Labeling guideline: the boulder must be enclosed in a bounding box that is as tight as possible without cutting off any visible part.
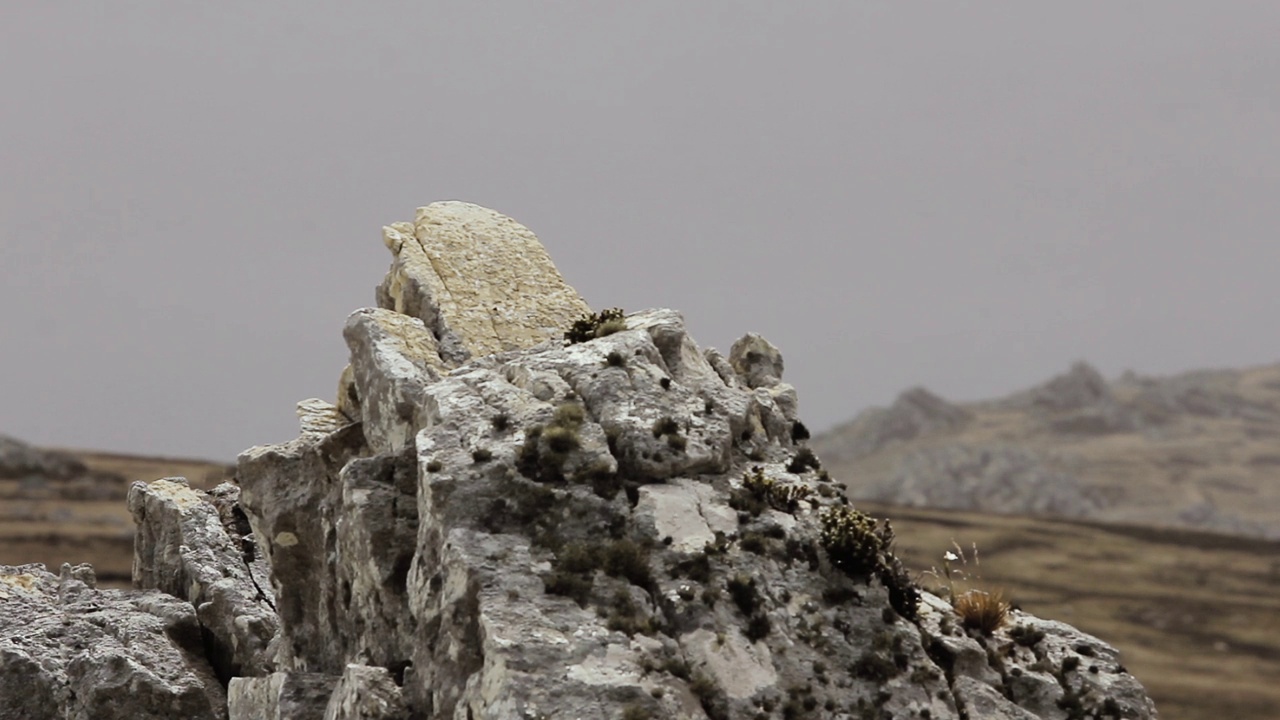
[129,477,279,680]
[374,201,592,367]
[0,563,226,720]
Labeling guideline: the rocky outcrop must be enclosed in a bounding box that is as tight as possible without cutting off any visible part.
[0,435,88,480]
[0,202,1158,719]
[815,359,1280,539]
[129,477,279,680]
[0,563,226,720]
[0,434,127,501]
[1004,362,1138,435]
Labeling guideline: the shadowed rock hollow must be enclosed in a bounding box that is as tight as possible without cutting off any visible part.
[0,202,1158,719]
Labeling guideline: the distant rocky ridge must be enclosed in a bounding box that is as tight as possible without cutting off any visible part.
[0,202,1157,719]
[0,434,128,502]
[814,360,1280,538]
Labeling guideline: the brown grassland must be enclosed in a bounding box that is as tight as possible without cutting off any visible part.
[0,451,231,585]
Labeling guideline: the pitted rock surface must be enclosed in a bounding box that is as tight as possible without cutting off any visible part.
[0,563,226,720]
[375,201,591,366]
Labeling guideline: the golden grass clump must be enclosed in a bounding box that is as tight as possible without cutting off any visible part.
[953,589,1011,635]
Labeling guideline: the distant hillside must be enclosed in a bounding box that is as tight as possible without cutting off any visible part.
[813,361,1280,539]
[0,435,232,583]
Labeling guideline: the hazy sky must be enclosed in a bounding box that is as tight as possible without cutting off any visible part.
[4,3,1280,461]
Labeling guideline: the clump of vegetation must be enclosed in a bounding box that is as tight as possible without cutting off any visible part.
[517,403,589,483]
[727,574,762,616]
[734,466,812,516]
[606,588,657,636]
[819,506,920,619]
[659,377,672,390]
[606,350,626,367]
[425,459,443,473]
[790,420,810,442]
[565,307,627,344]
[542,540,599,606]
[651,416,680,438]
[670,551,712,583]
[543,570,593,607]
[740,532,768,555]
[786,447,821,474]
[544,426,579,454]
[602,539,655,589]
[662,656,691,680]
[746,612,772,642]
[690,672,729,720]
[953,589,1011,635]
[490,413,511,432]
[1010,624,1046,648]
[621,704,653,720]
[922,542,1011,634]
[471,447,493,463]
[650,415,688,453]
[852,630,909,683]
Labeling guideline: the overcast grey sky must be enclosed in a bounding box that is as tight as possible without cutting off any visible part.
[3,3,1279,461]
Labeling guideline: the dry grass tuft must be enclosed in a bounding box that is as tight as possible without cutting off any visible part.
[954,589,1011,635]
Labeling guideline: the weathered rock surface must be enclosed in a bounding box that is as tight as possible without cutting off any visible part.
[0,563,226,720]
[375,201,591,366]
[129,477,279,680]
[0,202,1158,719]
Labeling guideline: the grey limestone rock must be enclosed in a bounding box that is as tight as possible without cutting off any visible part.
[323,665,408,720]
[228,672,337,720]
[0,563,226,720]
[129,477,279,680]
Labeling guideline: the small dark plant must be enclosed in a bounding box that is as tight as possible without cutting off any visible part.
[544,426,579,454]
[606,350,626,367]
[603,539,654,589]
[746,612,772,642]
[727,574,761,616]
[471,448,493,463]
[791,420,810,442]
[651,416,681,438]
[786,447,821,474]
[565,307,627,344]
